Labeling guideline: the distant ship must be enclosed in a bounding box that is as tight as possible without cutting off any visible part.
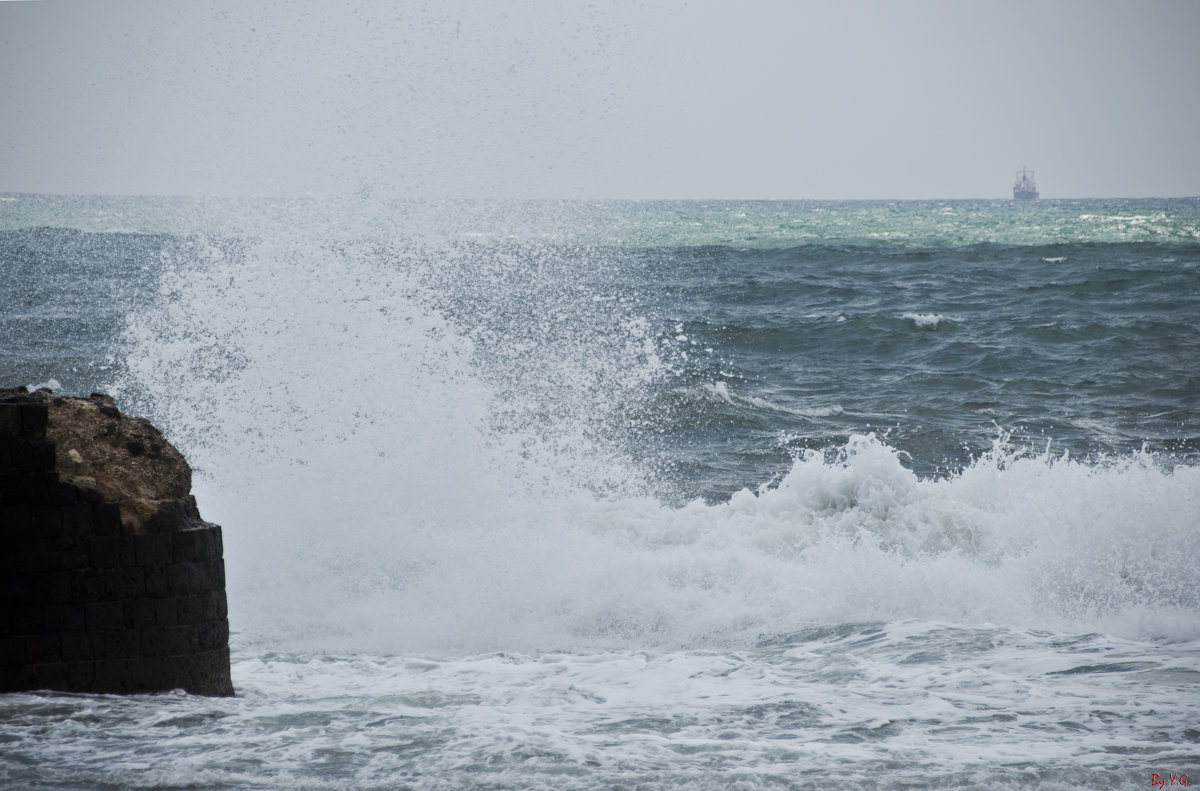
[1013,167,1039,200]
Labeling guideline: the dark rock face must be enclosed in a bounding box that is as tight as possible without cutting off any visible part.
[0,387,233,696]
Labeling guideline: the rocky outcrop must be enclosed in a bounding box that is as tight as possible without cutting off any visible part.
[0,387,232,696]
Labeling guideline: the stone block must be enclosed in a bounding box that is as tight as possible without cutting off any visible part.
[0,664,38,690]
[24,633,62,664]
[111,627,144,657]
[0,473,28,505]
[69,478,103,503]
[0,635,26,666]
[20,403,49,438]
[182,561,210,593]
[176,594,206,626]
[168,562,208,594]
[190,646,234,696]
[142,498,201,534]
[134,533,173,567]
[53,504,90,537]
[91,658,129,693]
[29,662,70,691]
[51,478,78,504]
[142,565,171,597]
[84,600,125,632]
[46,535,90,571]
[72,568,107,602]
[157,624,197,656]
[154,597,177,625]
[43,571,74,604]
[200,556,225,595]
[200,618,230,651]
[18,540,52,573]
[1,472,61,505]
[91,502,123,534]
[202,589,228,621]
[104,566,145,599]
[60,631,104,662]
[0,405,23,438]
[172,528,214,563]
[0,538,16,575]
[2,571,41,605]
[44,603,86,633]
[0,504,35,536]
[198,559,222,591]
[123,597,159,627]
[166,563,188,594]
[12,438,57,473]
[91,534,138,569]
[146,629,170,658]
[7,603,45,635]
[0,401,49,440]
[125,657,166,692]
[34,505,65,532]
[67,660,96,688]
[138,628,164,658]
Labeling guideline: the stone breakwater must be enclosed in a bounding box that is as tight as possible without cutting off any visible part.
[0,387,232,696]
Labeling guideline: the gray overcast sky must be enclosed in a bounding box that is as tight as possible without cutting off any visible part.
[2,0,1198,199]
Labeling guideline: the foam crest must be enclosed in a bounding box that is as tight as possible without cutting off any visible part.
[711,437,1200,640]
[700,381,842,417]
[901,311,955,328]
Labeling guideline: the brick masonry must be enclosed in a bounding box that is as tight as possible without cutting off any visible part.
[0,390,233,696]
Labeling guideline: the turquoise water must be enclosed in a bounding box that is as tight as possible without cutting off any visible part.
[3,194,1198,246]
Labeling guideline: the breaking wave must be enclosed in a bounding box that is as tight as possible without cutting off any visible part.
[116,224,1200,655]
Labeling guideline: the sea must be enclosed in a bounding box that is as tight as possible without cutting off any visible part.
[1,194,1198,790]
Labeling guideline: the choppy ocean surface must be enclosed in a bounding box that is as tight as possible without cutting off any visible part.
[2,195,1198,789]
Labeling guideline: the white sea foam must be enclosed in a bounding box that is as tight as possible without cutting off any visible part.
[702,381,843,418]
[702,380,736,405]
[117,223,1200,657]
[744,395,844,418]
[10,626,1194,790]
[25,377,63,392]
[901,312,955,329]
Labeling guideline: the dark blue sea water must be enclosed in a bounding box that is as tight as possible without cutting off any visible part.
[2,195,1198,789]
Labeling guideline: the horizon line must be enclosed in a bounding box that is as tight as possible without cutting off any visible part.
[3,190,1199,203]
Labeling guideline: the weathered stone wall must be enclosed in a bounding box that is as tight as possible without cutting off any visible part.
[0,388,232,696]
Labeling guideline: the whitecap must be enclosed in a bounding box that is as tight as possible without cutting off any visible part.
[901,312,954,329]
[744,395,844,418]
[26,377,63,392]
[701,381,737,405]
[703,382,843,418]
